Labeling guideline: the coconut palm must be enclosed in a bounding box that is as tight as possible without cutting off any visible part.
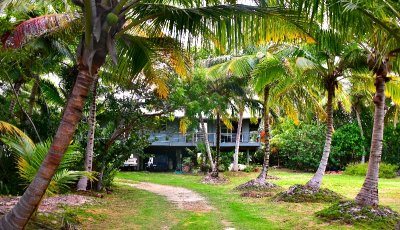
[292,39,368,191]
[344,1,400,207]
[206,54,260,172]
[210,47,322,186]
[286,0,400,206]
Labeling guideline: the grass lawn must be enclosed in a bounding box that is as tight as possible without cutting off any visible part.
[74,169,400,230]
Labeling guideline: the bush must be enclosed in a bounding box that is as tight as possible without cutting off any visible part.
[344,163,399,178]
[382,125,400,167]
[270,119,370,171]
[331,123,366,169]
[219,151,234,171]
[270,120,325,171]
[243,165,256,173]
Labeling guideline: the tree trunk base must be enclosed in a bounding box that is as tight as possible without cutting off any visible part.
[234,179,279,191]
[274,184,342,203]
[201,174,228,185]
[317,201,399,227]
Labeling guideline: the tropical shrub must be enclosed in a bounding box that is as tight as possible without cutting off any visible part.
[270,122,325,171]
[220,151,234,171]
[382,124,400,167]
[271,120,370,171]
[1,135,94,194]
[0,144,22,195]
[344,163,398,179]
[331,123,366,169]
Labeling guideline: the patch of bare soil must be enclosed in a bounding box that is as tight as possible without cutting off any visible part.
[234,179,279,191]
[0,194,94,215]
[201,175,229,184]
[119,182,213,212]
[240,191,274,198]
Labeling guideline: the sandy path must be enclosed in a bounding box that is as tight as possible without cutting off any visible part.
[118,182,213,212]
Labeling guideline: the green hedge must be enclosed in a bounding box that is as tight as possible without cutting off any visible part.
[344,163,399,178]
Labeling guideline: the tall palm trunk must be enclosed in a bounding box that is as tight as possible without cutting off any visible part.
[199,114,216,172]
[355,107,366,163]
[77,76,98,191]
[0,67,96,229]
[256,86,270,183]
[306,82,334,190]
[355,69,387,206]
[211,112,221,177]
[232,109,244,172]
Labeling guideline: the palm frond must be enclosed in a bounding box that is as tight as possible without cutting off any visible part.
[0,121,33,144]
[252,53,286,93]
[1,135,87,195]
[3,13,80,49]
[39,79,65,106]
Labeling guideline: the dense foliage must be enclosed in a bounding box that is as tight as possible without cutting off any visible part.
[344,163,399,179]
[270,120,325,171]
[270,120,371,171]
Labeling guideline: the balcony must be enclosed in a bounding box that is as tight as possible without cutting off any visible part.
[148,131,261,147]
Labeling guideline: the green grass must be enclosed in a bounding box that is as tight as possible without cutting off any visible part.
[73,185,223,230]
[73,169,400,230]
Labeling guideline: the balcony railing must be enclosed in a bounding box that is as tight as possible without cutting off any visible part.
[149,131,260,145]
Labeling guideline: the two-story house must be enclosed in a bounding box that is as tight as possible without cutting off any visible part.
[124,116,261,171]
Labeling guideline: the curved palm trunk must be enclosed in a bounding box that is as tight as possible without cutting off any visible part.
[211,112,221,177]
[306,83,334,190]
[77,77,98,191]
[0,67,96,229]
[355,108,366,163]
[232,109,244,172]
[199,114,216,172]
[256,86,270,183]
[355,73,386,206]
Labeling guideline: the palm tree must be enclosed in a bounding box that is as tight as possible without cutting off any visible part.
[219,48,320,187]
[293,40,367,191]
[206,54,259,172]
[76,76,98,191]
[324,0,400,206]
[250,51,301,186]
[286,0,400,206]
[206,74,247,177]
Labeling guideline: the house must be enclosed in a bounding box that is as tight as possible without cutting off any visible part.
[124,116,262,171]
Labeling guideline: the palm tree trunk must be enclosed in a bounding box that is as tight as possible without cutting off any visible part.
[355,108,366,164]
[0,67,96,229]
[306,83,334,190]
[199,114,216,172]
[28,75,40,117]
[96,163,105,191]
[256,86,270,183]
[355,74,386,206]
[77,76,98,191]
[232,109,244,172]
[211,112,221,177]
